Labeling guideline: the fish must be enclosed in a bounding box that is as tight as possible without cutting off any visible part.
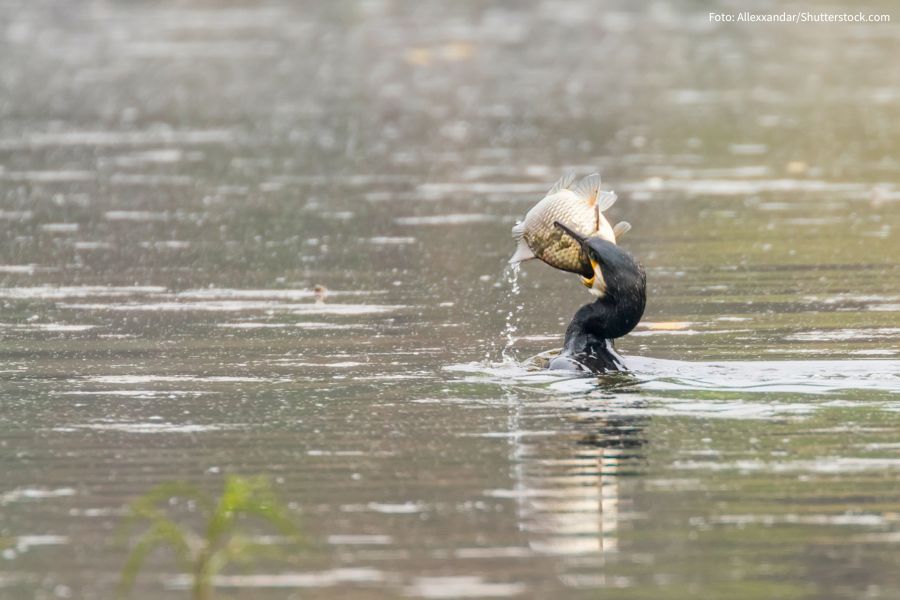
[510,172,630,277]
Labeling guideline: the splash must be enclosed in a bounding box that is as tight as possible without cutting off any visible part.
[446,357,900,396]
[500,263,522,362]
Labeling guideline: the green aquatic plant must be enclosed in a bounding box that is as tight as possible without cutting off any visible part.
[118,475,301,600]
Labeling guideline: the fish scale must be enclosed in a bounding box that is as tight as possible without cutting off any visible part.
[522,196,597,276]
[510,173,627,277]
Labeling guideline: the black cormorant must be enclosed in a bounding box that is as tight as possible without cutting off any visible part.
[548,221,646,374]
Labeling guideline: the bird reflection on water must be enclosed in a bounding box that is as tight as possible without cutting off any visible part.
[506,396,649,557]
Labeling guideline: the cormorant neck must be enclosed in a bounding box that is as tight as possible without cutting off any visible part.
[554,258,646,370]
[548,237,647,374]
[575,288,645,341]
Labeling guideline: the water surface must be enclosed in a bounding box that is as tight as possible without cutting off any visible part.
[1,1,899,598]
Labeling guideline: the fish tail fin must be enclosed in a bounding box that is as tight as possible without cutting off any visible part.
[571,173,602,204]
[595,190,617,212]
[612,221,632,240]
[509,239,536,264]
[547,171,577,195]
[511,220,526,240]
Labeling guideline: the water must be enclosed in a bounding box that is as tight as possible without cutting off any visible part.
[501,264,522,362]
[1,0,900,598]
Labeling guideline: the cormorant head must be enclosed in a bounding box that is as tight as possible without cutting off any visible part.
[553,221,646,301]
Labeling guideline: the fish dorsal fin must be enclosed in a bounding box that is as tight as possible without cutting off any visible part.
[570,173,602,205]
[595,190,617,212]
[547,172,577,195]
[613,221,631,239]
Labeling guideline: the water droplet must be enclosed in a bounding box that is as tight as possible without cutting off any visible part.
[501,263,521,363]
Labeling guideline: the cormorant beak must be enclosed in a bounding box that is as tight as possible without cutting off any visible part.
[553,221,606,296]
[553,221,588,248]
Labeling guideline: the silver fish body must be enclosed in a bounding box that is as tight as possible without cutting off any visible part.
[510,173,625,277]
